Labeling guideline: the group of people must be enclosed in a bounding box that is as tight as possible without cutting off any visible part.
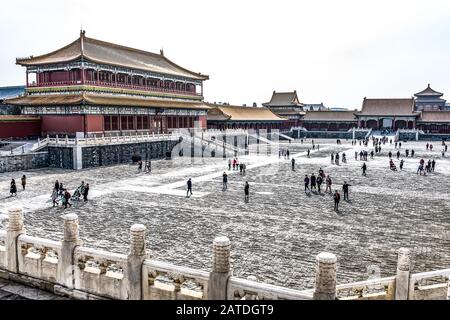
[228,158,246,175]
[301,168,350,211]
[137,160,152,173]
[355,150,370,161]
[417,158,436,175]
[51,180,89,209]
[330,152,345,165]
[9,175,26,196]
[279,148,290,159]
[303,168,332,194]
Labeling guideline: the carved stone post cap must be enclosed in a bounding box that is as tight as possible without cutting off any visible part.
[8,208,22,213]
[63,213,78,221]
[130,224,146,232]
[397,247,411,271]
[7,207,24,231]
[316,252,337,264]
[213,236,230,246]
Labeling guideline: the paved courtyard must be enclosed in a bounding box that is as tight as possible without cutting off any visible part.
[1,138,449,289]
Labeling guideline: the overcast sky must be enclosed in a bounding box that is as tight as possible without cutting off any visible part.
[1,0,450,109]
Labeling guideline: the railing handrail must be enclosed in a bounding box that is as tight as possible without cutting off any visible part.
[75,246,128,263]
[143,259,210,282]
[18,234,62,250]
[227,276,313,300]
[410,268,450,281]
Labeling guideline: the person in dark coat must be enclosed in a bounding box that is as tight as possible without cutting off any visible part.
[310,173,317,191]
[244,181,249,203]
[10,179,17,196]
[83,183,89,201]
[342,181,351,201]
[304,175,310,193]
[222,172,228,191]
[317,175,323,193]
[63,190,72,209]
[291,158,295,170]
[186,178,193,197]
[325,175,332,193]
[21,175,26,191]
[55,180,60,192]
[333,190,341,211]
[362,162,367,176]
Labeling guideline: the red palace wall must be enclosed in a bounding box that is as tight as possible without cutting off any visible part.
[85,115,104,132]
[196,115,207,129]
[0,119,41,139]
[41,115,85,135]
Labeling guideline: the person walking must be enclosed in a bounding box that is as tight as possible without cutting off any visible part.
[222,172,228,191]
[244,181,249,203]
[186,178,193,197]
[63,189,72,209]
[51,188,59,207]
[228,159,231,170]
[333,190,341,211]
[21,175,26,191]
[83,183,89,201]
[362,162,367,176]
[310,173,317,191]
[400,159,404,170]
[431,159,436,172]
[317,175,323,193]
[307,149,310,158]
[54,180,60,192]
[325,175,332,193]
[342,181,351,200]
[10,179,17,197]
[304,175,310,193]
[396,150,400,160]
[291,158,295,170]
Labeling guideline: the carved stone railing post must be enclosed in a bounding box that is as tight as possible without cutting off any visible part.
[127,224,147,300]
[395,248,411,300]
[313,252,337,300]
[5,208,25,273]
[208,236,232,300]
[58,213,82,288]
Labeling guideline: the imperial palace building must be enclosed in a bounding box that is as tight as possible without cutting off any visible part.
[5,31,209,137]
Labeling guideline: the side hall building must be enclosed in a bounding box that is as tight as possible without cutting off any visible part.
[5,30,209,136]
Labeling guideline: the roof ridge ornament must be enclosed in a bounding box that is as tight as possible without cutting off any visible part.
[160,48,164,56]
[80,29,85,55]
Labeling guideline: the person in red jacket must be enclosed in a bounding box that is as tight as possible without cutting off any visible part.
[333,190,341,211]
